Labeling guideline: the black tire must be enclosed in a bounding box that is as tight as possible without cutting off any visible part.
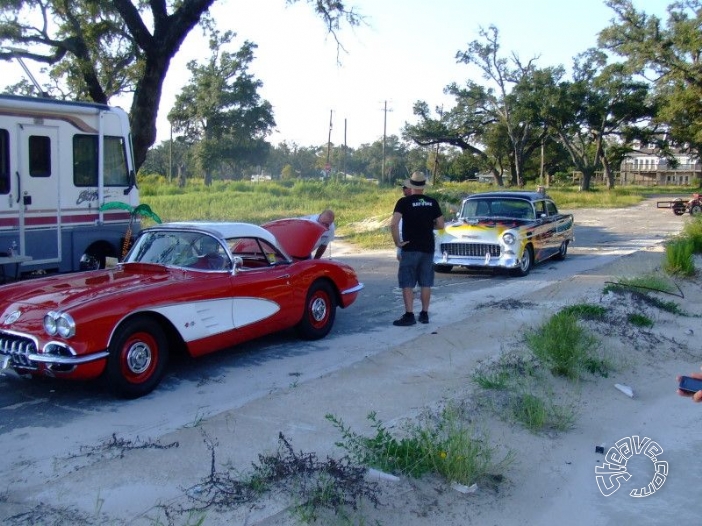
[79,243,117,271]
[512,245,533,277]
[673,199,686,216]
[296,280,337,340]
[690,204,702,216]
[554,240,568,261]
[106,317,169,398]
[434,264,454,273]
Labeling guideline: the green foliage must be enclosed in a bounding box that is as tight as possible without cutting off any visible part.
[603,274,680,295]
[472,369,511,390]
[560,303,608,321]
[603,282,685,316]
[326,410,507,486]
[525,311,599,379]
[627,312,654,328]
[681,217,702,253]
[664,237,695,276]
[511,392,576,432]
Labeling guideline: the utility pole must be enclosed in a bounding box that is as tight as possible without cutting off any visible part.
[381,100,392,185]
[343,118,347,181]
[326,110,333,177]
[168,120,173,183]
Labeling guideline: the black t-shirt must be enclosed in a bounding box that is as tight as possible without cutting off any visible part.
[394,194,443,253]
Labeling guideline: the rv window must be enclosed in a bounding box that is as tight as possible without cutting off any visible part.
[0,129,8,194]
[73,135,129,187]
[28,135,51,177]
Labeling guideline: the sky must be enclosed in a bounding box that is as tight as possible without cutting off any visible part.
[3,0,673,149]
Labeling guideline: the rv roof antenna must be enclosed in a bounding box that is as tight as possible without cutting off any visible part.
[4,46,49,98]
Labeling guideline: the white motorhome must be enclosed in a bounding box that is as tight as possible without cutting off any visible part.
[0,94,139,275]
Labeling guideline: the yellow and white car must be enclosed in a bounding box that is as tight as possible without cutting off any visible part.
[434,191,574,277]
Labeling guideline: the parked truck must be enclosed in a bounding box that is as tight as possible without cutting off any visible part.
[0,94,139,276]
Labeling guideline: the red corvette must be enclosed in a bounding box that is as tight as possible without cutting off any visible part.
[0,220,363,398]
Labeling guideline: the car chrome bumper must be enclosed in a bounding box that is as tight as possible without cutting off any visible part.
[434,253,520,269]
[341,283,364,295]
[0,330,109,370]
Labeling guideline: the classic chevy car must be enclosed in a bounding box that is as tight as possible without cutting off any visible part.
[434,191,574,276]
[0,219,362,398]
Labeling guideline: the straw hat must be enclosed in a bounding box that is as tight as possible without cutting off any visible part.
[408,171,427,189]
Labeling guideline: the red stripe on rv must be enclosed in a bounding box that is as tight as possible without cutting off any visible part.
[0,211,131,228]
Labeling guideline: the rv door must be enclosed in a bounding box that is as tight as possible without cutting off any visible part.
[18,125,60,264]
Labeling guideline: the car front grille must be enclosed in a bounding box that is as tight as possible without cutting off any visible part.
[441,242,501,258]
[0,331,39,369]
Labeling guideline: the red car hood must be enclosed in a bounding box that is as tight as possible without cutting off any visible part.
[262,219,326,259]
[0,263,174,313]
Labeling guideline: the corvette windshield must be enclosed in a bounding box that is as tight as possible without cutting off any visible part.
[126,231,230,269]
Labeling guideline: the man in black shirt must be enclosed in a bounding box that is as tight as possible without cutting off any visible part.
[390,171,444,326]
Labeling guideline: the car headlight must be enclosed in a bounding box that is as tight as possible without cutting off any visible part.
[44,311,76,338]
[502,232,516,245]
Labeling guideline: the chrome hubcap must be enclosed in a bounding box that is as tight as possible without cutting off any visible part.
[310,297,327,322]
[126,342,152,374]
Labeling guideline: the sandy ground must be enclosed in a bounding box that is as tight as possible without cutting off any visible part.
[2,247,702,525]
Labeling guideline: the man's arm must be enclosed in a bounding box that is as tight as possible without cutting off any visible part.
[313,244,328,259]
[391,211,406,247]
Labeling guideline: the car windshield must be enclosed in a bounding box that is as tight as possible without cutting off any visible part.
[126,230,231,270]
[460,198,535,220]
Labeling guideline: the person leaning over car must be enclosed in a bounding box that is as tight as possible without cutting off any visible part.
[390,171,444,326]
[303,209,336,258]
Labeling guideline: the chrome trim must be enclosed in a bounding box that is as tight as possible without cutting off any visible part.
[341,283,364,295]
[27,350,109,365]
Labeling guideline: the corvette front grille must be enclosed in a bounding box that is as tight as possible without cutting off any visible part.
[0,331,39,369]
[441,242,501,258]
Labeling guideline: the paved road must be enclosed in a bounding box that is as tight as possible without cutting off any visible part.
[0,197,689,473]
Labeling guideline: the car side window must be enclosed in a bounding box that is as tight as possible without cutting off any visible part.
[545,201,559,216]
[227,237,287,269]
[534,201,547,218]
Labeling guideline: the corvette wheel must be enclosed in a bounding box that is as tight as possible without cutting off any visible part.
[690,204,702,216]
[512,245,533,277]
[107,317,168,398]
[554,240,568,261]
[296,280,337,340]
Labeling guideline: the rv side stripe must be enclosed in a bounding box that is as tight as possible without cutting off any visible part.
[0,211,131,228]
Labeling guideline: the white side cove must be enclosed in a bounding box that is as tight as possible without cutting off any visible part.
[152,297,281,342]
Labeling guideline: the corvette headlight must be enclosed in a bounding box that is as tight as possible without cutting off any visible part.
[503,232,516,245]
[44,312,58,335]
[44,312,76,338]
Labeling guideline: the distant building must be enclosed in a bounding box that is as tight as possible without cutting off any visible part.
[619,143,701,186]
[250,174,272,182]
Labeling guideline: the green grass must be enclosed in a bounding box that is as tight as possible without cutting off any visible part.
[628,312,654,328]
[525,310,600,379]
[510,389,577,433]
[137,175,690,250]
[326,409,509,486]
[664,237,696,276]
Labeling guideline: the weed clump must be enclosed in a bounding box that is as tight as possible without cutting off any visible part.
[525,310,599,379]
[327,409,509,487]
